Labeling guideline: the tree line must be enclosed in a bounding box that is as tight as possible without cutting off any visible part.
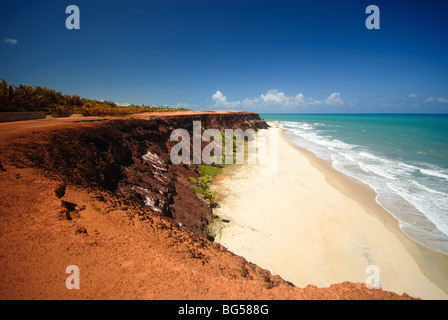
[0,79,189,116]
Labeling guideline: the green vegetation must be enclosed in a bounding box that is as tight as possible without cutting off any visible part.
[0,79,189,116]
[190,132,255,240]
[189,172,218,208]
[189,165,225,207]
[189,164,227,241]
[198,165,223,179]
[191,132,257,241]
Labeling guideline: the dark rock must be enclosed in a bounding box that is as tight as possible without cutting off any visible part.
[59,209,72,221]
[61,200,77,212]
[95,196,106,202]
[54,184,66,198]
[59,200,80,220]
[76,227,88,234]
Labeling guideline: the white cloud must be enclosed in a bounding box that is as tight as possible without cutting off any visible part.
[211,89,342,109]
[4,38,18,45]
[409,93,418,99]
[212,91,227,106]
[422,97,448,103]
[260,89,288,104]
[211,90,241,109]
[325,92,343,105]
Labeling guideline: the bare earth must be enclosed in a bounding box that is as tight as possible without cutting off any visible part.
[0,112,420,299]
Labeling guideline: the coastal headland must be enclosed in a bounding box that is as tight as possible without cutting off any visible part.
[0,111,420,299]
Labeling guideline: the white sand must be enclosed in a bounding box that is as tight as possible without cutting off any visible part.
[213,124,448,300]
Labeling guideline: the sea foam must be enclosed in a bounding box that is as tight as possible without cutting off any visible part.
[277,117,448,255]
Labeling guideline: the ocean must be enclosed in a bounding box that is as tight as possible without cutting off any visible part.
[260,114,448,256]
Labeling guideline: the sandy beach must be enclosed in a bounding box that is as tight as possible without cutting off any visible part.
[213,123,448,300]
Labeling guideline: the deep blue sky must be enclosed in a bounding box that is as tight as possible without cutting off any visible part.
[1,0,448,113]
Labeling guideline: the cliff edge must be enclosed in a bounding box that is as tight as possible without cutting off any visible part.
[0,111,416,299]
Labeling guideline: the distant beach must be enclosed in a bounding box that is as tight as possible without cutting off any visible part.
[262,114,448,256]
[213,122,448,300]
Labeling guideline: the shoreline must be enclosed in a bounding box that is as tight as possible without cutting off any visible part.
[280,124,448,296]
[213,122,448,299]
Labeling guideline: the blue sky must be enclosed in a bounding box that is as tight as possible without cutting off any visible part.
[1,0,448,113]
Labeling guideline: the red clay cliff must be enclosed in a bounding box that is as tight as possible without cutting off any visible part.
[0,111,416,299]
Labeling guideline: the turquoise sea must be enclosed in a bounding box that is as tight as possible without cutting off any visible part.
[260,114,448,256]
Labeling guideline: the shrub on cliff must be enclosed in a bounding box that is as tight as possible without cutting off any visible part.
[189,167,220,208]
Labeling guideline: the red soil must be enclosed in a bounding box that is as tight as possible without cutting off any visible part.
[0,112,416,300]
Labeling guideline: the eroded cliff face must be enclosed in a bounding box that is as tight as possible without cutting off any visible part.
[5,112,268,235]
[0,112,417,299]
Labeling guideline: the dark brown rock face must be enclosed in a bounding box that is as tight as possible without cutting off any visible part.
[54,184,66,198]
[6,112,268,235]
